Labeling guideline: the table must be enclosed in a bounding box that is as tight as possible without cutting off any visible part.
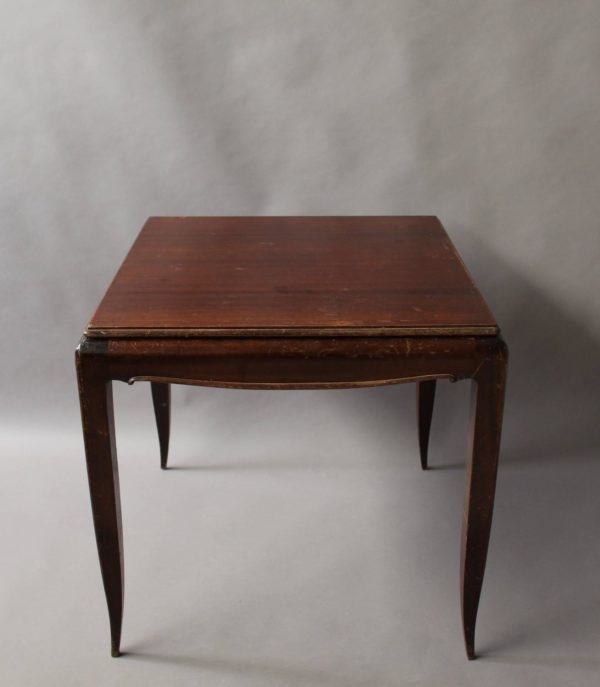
[76,216,507,659]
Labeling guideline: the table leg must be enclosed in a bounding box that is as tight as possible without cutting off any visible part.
[76,359,124,657]
[461,342,507,659]
[151,382,171,469]
[417,380,436,470]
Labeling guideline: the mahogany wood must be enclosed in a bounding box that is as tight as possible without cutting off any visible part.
[76,216,508,660]
[87,217,497,338]
[76,350,123,658]
[151,383,170,469]
[462,338,508,659]
[76,333,507,659]
[417,380,437,470]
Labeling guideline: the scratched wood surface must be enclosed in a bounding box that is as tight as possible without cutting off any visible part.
[87,216,497,338]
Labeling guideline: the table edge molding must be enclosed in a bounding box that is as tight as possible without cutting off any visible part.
[85,325,499,339]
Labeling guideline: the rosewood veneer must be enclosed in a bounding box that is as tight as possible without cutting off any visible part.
[76,216,507,659]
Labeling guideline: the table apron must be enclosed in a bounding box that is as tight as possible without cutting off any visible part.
[77,336,504,389]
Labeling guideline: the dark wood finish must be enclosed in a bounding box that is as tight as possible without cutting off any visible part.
[76,216,508,660]
[76,333,507,658]
[151,383,170,469]
[87,217,497,338]
[76,348,123,658]
[417,380,437,470]
[93,336,495,389]
[461,338,508,659]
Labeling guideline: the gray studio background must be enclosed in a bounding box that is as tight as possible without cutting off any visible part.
[1,2,599,686]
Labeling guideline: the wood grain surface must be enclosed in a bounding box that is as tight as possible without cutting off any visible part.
[87,216,497,337]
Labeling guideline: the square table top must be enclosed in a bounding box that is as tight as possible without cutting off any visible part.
[86,216,497,338]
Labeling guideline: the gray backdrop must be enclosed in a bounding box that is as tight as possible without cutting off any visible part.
[1,2,599,686]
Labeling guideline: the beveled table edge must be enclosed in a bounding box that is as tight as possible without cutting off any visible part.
[85,325,499,339]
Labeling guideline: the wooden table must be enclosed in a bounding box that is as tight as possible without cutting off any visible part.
[76,216,507,659]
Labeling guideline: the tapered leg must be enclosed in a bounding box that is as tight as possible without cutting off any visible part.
[151,383,171,469]
[417,380,436,470]
[76,356,124,657]
[461,341,507,659]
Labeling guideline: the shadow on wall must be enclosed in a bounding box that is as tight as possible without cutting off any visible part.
[463,234,600,465]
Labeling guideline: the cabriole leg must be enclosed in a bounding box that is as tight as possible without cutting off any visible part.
[461,340,508,659]
[76,353,124,657]
[417,380,436,469]
[151,382,171,469]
